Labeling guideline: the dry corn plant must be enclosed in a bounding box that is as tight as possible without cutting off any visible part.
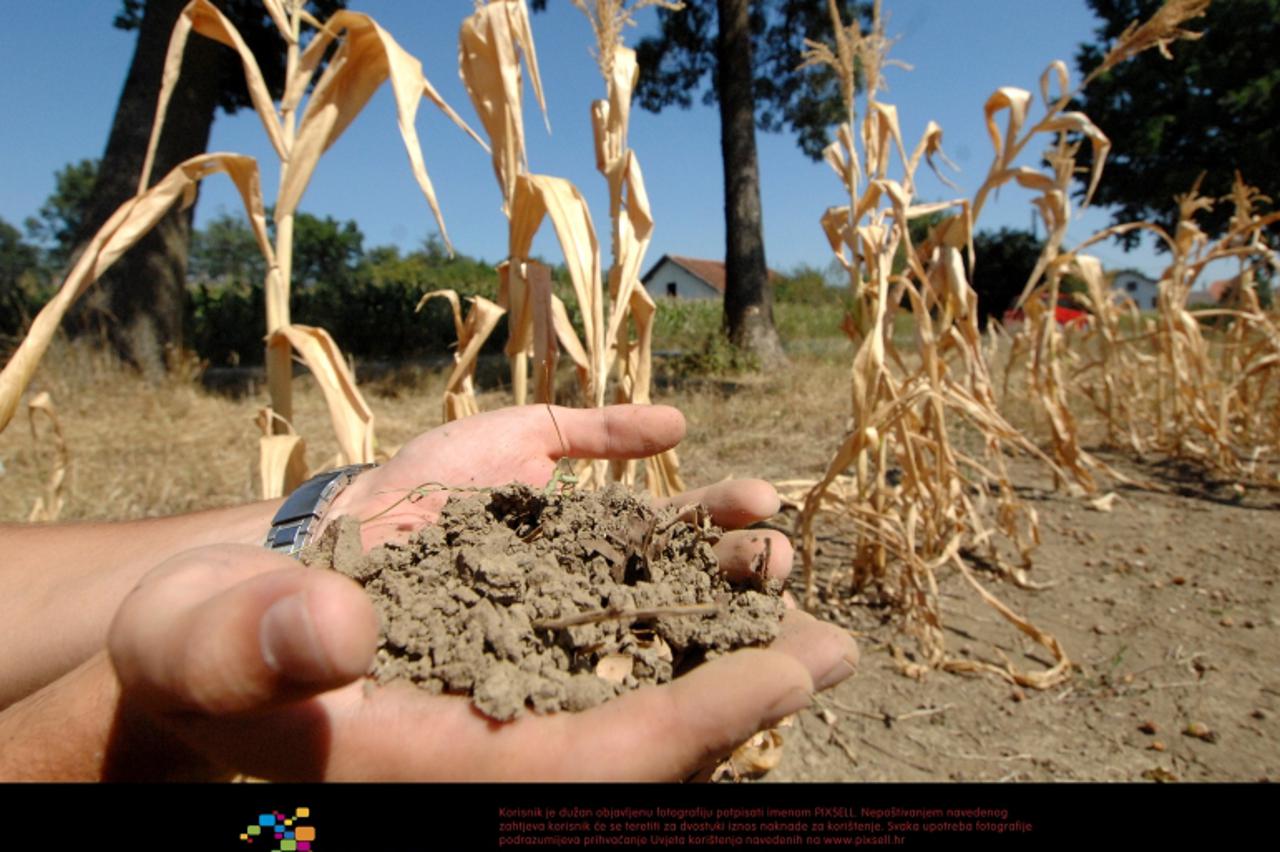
[1060,173,1280,483]
[143,0,484,497]
[978,0,1211,494]
[788,0,1070,689]
[440,0,684,497]
[24,392,68,523]
[0,153,276,443]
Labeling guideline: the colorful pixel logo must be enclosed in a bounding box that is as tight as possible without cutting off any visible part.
[239,808,316,852]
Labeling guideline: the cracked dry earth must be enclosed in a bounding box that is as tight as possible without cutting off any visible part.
[304,483,785,721]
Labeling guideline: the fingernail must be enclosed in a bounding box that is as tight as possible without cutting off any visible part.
[768,684,814,722]
[260,592,332,681]
[815,644,860,692]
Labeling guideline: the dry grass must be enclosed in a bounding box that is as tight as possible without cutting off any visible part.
[0,340,471,522]
[0,340,840,524]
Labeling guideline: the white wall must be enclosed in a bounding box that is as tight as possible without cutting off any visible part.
[642,260,721,300]
[1113,270,1158,309]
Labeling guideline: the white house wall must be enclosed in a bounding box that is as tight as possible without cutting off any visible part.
[642,261,721,300]
[1113,271,1159,309]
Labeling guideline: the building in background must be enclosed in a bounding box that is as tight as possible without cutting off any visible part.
[641,254,781,301]
[1111,269,1158,309]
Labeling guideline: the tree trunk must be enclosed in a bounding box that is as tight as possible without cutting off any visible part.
[69,0,233,375]
[715,0,787,368]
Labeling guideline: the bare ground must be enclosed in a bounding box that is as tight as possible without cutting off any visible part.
[771,453,1280,783]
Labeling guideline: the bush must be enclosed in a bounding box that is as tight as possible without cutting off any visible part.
[186,240,512,366]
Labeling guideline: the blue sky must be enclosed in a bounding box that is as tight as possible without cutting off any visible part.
[1,1,1178,278]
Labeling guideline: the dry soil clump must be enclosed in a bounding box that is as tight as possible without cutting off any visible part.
[305,483,785,721]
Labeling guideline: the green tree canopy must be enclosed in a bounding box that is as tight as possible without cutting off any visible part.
[291,213,365,289]
[1074,0,1280,247]
[188,212,266,285]
[969,228,1043,329]
[25,159,99,270]
[1,218,45,339]
[628,0,867,159]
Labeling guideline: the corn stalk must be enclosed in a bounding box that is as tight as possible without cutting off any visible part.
[793,0,1069,688]
[143,0,481,496]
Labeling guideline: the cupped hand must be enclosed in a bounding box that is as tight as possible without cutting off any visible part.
[107,543,855,780]
[105,405,857,779]
[328,405,687,549]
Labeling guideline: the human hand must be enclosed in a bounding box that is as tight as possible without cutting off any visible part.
[101,405,857,780]
[106,543,855,780]
[326,404,687,549]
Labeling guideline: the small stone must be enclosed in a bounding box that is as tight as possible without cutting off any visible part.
[1172,576,1187,586]
[1138,720,1158,735]
[1252,709,1267,721]
[1011,688,1025,702]
[1220,617,1234,628]
[1244,620,1256,629]
[1184,722,1217,743]
[1122,673,1135,685]
[1135,544,1149,555]
[1149,741,1166,752]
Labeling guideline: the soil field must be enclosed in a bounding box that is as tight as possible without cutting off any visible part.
[1,343,1276,782]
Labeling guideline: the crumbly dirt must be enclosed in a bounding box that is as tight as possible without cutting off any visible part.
[303,483,784,721]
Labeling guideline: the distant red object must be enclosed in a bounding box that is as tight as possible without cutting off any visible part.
[1000,305,1091,329]
[1054,306,1090,329]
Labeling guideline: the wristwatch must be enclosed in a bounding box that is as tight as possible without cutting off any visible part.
[263,463,376,557]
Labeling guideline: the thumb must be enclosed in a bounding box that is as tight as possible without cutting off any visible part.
[108,544,378,716]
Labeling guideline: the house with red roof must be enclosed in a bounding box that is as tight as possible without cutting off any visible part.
[641,254,780,301]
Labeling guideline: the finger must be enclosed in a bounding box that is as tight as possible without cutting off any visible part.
[108,545,378,717]
[714,529,794,584]
[543,405,686,460]
[771,610,859,691]
[157,613,857,782]
[530,610,856,780]
[659,479,781,529]
[335,648,817,781]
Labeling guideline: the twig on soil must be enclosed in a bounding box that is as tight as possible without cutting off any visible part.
[532,601,723,630]
[828,729,860,766]
[818,696,954,727]
[856,735,937,776]
[360,482,491,524]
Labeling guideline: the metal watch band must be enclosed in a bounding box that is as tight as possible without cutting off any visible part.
[264,463,376,557]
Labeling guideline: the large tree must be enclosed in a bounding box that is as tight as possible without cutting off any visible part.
[533,0,862,366]
[69,0,341,374]
[1073,0,1280,247]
